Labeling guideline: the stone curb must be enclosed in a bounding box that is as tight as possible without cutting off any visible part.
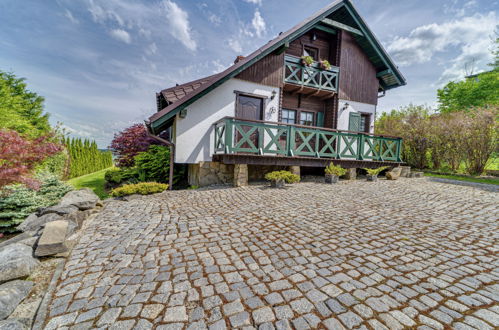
[31,258,65,330]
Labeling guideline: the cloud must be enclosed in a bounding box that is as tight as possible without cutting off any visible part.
[109,29,131,43]
[208,14,222,26]
[387,12,497,83]
[244,0,263,5]
[64,9,79,24]
[163,0,197,51]
[228,38,243,53]
[145,42,157,56]
[251,10,266,38]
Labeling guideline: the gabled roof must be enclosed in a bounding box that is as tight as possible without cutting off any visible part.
[148,0,406,133]
[158,74,221,105]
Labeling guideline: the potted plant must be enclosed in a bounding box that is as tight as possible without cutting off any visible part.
[324,163,346,184]
[363,166,389,182]
[301,55,314,67]
[265,170,300,188]
[319,59,332,70]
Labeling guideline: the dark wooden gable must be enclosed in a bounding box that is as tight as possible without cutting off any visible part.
[235,52,284,88]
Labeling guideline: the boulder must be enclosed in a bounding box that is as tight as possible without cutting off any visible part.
[59,188,99,211]
[0,233,32,250]
[0,280,34,320]
[0,244,39,283]
[16,213,63,233]
[34,220,75,257]
[38,205,78,217]
[410,171,424,178]
[386,167,402,180]
[400,166,411,177]
[0,319,29,330]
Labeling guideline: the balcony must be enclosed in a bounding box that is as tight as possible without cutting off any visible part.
[213,117,403,168]
[283,55,339,96]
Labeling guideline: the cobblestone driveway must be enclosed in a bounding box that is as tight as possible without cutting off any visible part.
[44,178,499,329]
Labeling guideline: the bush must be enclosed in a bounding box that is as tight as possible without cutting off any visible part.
[110,182,168,197]
[363,166,389,176]
[135,145,170,183]
[109,124,158,167]
[104,167,139,185]
[0,172,72,233]
[264,171,300,184]
[0,129,62,189]
[325,163,347,176]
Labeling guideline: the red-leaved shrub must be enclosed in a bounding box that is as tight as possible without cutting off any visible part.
[109,124,158,167]
[0,129,62,189]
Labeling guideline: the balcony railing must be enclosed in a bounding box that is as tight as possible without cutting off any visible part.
[284,55,339,92]
[214,117,402,162]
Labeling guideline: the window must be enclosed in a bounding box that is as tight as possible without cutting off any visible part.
[360,113,371,133]
[303,46,319,61]
[300,111,314,126]
[281,109,296,124]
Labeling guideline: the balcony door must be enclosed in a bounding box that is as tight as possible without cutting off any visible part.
[235,94,264,151]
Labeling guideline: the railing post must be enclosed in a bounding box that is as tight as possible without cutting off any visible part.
[225,118,233,154]
[336,132,341,159]
[358,134,364,160]
[315,129,320,158]
[397,138,403,162]
[288,125,295,157]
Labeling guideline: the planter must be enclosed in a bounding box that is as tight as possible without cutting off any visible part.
[325,174,339,184]
[270,179,285,188]
[366,175,378,182]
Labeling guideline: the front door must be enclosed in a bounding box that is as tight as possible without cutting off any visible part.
[235,95,264,151]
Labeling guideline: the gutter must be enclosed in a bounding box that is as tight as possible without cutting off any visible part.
[145,121,175,190]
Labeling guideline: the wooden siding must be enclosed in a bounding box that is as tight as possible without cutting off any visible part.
[282,92,325,113]
[286,29,336,62]
[338,31,379,105]
[236,53,284,87]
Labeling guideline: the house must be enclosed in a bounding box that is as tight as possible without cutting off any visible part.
[146,0,406,187]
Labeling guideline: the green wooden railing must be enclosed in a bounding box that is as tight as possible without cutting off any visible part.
[214,117,402,162]
[284,55,339,92]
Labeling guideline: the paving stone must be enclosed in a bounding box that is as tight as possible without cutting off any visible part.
[323,317,346,330]
[96,307,121,326]
[337,311,363,329]
[41,181,499,328]
[164,306,188,323]
[252,306,276,324]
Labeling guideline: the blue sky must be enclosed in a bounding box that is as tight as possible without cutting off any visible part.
[0,0,497,147]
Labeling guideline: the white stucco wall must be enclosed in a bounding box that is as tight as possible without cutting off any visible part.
[337,99,376,133]
[175,78,280,163]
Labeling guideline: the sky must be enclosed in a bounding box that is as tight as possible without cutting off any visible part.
[0,0,497,147]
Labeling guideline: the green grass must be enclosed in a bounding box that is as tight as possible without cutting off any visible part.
[68,168,112,199]
[485,156,499,171]
[424,173,499,186]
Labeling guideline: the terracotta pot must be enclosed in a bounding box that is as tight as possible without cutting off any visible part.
[325,174,339,184]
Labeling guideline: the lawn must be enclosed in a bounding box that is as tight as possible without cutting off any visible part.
[68,168,111,199]
[424,173,499,186]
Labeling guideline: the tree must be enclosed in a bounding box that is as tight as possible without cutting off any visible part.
[109,124,158,167]
[488,25,499,70]
[0,71,50,138]
[0,129,62,189]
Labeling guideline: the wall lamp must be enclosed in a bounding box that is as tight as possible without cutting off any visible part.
[341,102,349,111]
[179,108,188,118]
[271,90,277,100]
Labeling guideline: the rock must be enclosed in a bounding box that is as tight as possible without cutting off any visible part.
[0,319,29,330]
[38,205,78,217]
[0,233,32,250]
[17,237,38,249]
[59,189,99,211]
[34,220,75,257]
[410,172,424,178]
[0,280,34,320]
[66,209,95,229]
[400,166,411,177]
[386,167,402,180]
[8,297,42,325]
[0,244,39,283]
[16,213,63,233]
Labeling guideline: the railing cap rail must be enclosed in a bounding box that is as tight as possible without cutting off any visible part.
[213,116,402,140]
[285,54,340,73]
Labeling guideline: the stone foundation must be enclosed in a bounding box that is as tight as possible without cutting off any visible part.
[288,166,301,177]
[188,162,234,187]
[343,168,357,180]
[234,164,248,187]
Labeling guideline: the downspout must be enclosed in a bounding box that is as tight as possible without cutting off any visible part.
[145,121,175,190]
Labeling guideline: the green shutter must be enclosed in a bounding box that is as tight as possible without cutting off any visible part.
[348,112,361,132]
[316,112,324,127]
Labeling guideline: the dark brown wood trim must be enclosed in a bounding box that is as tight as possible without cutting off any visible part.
[302,43,320,61]
[234,90,269,99]
[213,153,402,168]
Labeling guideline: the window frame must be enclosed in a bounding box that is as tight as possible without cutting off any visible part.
[299,111,315,126]
[281,109,297,124]
[302,45,320,61]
